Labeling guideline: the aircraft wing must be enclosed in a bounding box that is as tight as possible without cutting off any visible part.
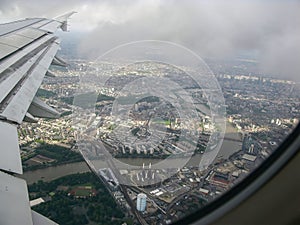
[0,12,75,225]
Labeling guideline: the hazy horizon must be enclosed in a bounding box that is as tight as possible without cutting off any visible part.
[1,0,299,81]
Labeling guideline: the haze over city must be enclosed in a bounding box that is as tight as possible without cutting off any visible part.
[1,0,300,80]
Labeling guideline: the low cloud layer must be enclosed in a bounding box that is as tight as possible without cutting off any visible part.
[0,0,299,80]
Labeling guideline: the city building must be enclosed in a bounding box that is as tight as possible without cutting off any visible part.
[136,193,147,212]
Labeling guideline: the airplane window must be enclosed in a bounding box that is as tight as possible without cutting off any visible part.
[1,1,298,225]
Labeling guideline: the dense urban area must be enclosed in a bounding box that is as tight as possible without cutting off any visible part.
[19,51,300,224]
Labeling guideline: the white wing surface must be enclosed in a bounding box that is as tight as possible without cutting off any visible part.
[0,12,75,225]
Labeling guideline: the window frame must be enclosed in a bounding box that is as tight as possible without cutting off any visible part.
[173,123,300,225]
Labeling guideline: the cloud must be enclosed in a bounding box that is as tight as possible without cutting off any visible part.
[76,1,300,81]
[0,0,299,80]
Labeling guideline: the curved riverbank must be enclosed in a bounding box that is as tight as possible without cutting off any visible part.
[20,122,241,185]
[19,161,90,185]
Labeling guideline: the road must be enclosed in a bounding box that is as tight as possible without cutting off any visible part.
[88,140,148,225]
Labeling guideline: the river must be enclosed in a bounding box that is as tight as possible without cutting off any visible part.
[20,122,241,185]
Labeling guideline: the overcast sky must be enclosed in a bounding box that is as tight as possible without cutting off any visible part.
[0,0,300,80]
